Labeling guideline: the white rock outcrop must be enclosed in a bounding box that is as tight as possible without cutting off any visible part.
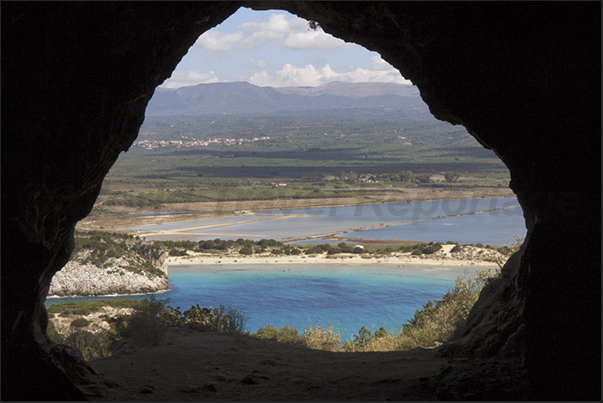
[49,252,169,297]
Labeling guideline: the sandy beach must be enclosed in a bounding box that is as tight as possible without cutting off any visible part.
[166,244,501,269]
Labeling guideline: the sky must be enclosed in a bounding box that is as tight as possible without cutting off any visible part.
[160,7,413,89]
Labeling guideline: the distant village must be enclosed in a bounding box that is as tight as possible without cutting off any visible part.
[133,135,271,150]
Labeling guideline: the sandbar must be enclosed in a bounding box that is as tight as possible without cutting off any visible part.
[166,244,500,269]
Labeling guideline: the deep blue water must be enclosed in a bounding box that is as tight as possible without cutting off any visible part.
[46,264,479,341]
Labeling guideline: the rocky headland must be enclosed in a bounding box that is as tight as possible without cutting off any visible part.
[48,232,169,297]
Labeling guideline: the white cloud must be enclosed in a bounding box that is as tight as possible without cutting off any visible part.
[369,55,395,71]
[249,64,320,87]
[239,13,307,35]
[282,30,353,50]
[248,58,412,87]
[238,13,354,51]
[246,57,269,69]
[160,70,219,89]
[193,30,245,51]
[160,56,412,89]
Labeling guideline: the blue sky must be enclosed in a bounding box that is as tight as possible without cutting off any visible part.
[161,7,413,89]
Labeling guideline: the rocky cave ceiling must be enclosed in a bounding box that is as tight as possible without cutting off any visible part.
[1,2,600,400]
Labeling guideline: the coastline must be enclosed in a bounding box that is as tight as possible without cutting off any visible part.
[166,244,501,269]
[78,187,516,232]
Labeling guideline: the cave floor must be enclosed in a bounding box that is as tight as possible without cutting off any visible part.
[88,325,526,401]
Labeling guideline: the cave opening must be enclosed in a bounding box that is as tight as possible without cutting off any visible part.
[2,2,599,401]
[49,4,523,359]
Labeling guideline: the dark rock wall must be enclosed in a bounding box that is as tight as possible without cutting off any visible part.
[2,2,599,400]
[1,2,242,399]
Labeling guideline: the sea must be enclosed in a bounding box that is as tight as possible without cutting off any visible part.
[46,197,525,340]
[46,263,482,340]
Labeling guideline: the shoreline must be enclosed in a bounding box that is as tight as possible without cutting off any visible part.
[46,245,500,301]
[78,188,517,232]
[166,250,499,269]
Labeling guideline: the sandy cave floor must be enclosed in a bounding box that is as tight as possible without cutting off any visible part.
[88,325,526,401]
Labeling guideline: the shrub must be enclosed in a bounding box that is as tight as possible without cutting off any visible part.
[169,248,188,256]
[254,324,303,345]
[70,318,90,328]
[450,244,463,253]
[394,270,496,350]
[239,246,253,255]
[303,319,341,351]
[421,242,442,254]
[343,326,396,352]
[108,296,174,349]
[47,320,64,344]
[171,304,247,334]
[254,324,279,340]
[64,331,112,360]
[276,325,303,345]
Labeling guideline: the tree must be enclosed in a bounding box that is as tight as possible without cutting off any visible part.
[399,170,413,182]
[239,246,253,255]
[346,171,359,183]
[414,173,431,184]
[444,171,460,183]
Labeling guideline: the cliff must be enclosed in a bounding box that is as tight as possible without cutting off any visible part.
[48,233,169,297]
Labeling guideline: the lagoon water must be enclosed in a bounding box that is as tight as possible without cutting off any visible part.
[47,263,480,340]
[129,197,525,246]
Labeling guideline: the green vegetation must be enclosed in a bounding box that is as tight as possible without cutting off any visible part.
[47,299,145,317]
[64,331,113,360]
[253,324,304,345]
[107,296,175,349]
[47,267,503,359]
[392,269,495,350]
[95,109,510,210]
[149,238,520,265]
[70,318,91,328]
[47,297,249,360]
[72,231,166,277]
[302,319,343,352]
[168,304,248,334]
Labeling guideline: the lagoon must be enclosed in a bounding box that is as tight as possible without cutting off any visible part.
[128,197,526,247]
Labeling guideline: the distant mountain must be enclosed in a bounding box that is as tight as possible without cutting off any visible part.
[145,81,426,116]
[274,81,420,98]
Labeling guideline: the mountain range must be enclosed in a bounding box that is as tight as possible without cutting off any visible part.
[145,81,426,116]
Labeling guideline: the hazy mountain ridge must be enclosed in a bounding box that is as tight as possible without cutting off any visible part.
[147,81,425,116]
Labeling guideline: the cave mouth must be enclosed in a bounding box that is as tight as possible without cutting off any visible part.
[50,3,517,400]
[2,2,599,401]
[64,5,519,351]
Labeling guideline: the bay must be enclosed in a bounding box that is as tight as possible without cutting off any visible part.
[46,263,480,341]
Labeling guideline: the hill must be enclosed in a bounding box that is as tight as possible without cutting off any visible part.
[146,81,426,116]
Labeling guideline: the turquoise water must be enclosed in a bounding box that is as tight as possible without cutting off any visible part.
[50,197,520,340]
[46,264,479,340]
